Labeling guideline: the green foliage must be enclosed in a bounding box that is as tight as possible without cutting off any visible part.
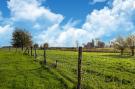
[11,28,32,49]
[44,43,49,49]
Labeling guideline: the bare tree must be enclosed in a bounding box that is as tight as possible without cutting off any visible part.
[113,36,127,55]
[127,35,135,56]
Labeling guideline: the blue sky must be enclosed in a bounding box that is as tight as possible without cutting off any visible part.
[44,0,109,27]
[0,0,135,47]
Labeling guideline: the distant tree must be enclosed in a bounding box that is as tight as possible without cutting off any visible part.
[113,36,127,55]
[126,35,135,56]
[44,43,49,49]
[33,43,39,49]
[11,28,32,51]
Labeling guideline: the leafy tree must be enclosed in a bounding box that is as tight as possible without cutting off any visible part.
[11,28,32,51]
[113,36,127,55]
[127,35,135,56]
[44,43,49,49]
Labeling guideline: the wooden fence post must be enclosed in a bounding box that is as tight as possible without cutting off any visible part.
[31,46,33,56]
[44,47,46,64]
[77,47,82,89]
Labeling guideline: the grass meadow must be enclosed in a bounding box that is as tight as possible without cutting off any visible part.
[0,48,135,89]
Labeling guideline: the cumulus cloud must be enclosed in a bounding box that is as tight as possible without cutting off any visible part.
[83,0,135,41]
[8,0,64,25]
[53,0,135,46]
[5,0,64,46]
[1,0,135,47]
[35,20,94,47]
[35,0,135,47]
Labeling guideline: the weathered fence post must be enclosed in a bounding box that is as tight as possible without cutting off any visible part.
[31,46,33,56]
[34,47,37,61]
[44,47,46,64]
[77,47,82,89]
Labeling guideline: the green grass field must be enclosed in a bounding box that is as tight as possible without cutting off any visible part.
[0,48,135,89]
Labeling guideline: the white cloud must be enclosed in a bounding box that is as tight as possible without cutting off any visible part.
[5,0,65,46]
[83,0,135,40]
[56,27,91,47]
[8,0,64,24]
[1,0,135,47]
[33,0,135,47]
[34,23,61,45]
[0,25,14,46]
[34,20,93,47]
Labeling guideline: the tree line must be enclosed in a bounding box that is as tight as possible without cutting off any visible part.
[11,28,48,50]
[11,27,135,56]
[113,35,135,56]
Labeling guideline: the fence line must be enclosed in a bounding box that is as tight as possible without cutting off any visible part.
[2,47,135,89]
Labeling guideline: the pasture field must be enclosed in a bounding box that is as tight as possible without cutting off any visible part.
[0,48,135,89]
